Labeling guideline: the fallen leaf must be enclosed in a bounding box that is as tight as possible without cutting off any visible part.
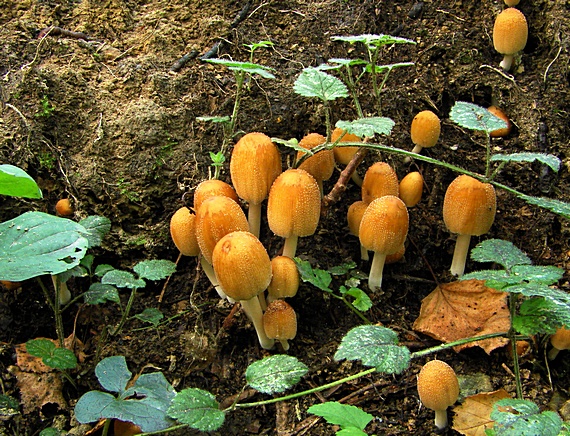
[452,389,511,436]
[413,280,510,354]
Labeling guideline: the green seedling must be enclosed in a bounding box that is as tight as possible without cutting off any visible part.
[134,307,164,327]
[75,356,176,435]
[308,402,374,436]
[294,258,372,324]
[26,338,77,388]
[35,95,55,118]
[244,40,274,63]
[200,58,275,179]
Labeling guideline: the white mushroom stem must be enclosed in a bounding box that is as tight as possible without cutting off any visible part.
[368,251,387,292]
[411,144,424,155]
[248,202,262,238]
[548,347,560,361]
[240,297,275,350]
[258,292,267,311]
[52,275,71,306]
[360,244,369,262]
[200,256,232,301]
[282,235,299,259]
[434,408,448,430]
[450,234,471,277]
[500,54,514,71]
[278,339,290,351]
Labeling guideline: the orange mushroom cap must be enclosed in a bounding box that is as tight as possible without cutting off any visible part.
[267,256,300,302]
[549,326,570,360]
[410,110,441,151]
[493,8,528,70]
[263,299,297,350]
[487,106,512,138]
[194,179,239,212]
[417,360,459,429]
[361,162,399,204]
[399,171,424,207]
[331,127,361,165]
[170,206,200,256]
[296,133,335,187]
[55,198,74,217]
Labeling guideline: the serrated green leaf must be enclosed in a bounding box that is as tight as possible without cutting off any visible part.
[0,211,89,281]
[135,308,164,325]
[80,254,94,272]
[205,59,275,79]
[364,62,415,74]
[39,428,64,436]
[334,325,410,374]
[168,388,225,432]
[490,153,561,172]
[511,265,564,285]
[95,356,132,393]
[95,264,114,277]
[133,259,176,281]
[308,402,373,431]
[125,372,176,412]
[26,339,77,370]
[196,115,231,124]
[102,269,146,289]
[515,194,570,220]
[332,34,416,49]
[246,355,308,394]
[336,117,395,138]
[504,283,570,310]
[327,58,368,68]
[461,270,513,288]
[450,101,508,133]
[0,394,20,417]
[295,258,333,292]
[328,261,357,275]
[490,398,562,436]
[341,287,372,312]
[293,68,349,101]
[337,428,368,436]
[513,298,569,335]
[0,164,42,199]
[79,216,111,248]
[470,239,531,270]
[84,282,120,305]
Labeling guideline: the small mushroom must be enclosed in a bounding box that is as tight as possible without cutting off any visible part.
[296,133,335,195]
[361,162,399,204]
[193,179,238,212]
[55,198,74,217]
[212,231,274,350]
[347,200,370,261]
[488,106,512,138]
[548,326,570,360]
[267,256,300,304]
[417,359,460,430]
[267,168,321,258]
[359,196,409,291]
[331,127,363,186]
[263,299,297,351]
[410,110,441,156]
[399,171,424,207]
[504,0,520,5]
[230,132,282,237]
[443,175,496,277]
[170,207,200,257]
[493,7,528,71]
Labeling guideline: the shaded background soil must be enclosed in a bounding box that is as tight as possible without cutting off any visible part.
[1,0,569,434]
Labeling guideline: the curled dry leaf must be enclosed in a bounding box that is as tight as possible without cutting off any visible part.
[412,280,510,354]
[452,389,511,436]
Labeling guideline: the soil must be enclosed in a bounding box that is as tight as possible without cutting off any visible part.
[1,0,570,435]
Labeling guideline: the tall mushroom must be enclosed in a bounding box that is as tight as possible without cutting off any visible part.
[417,360,460,430]
[359,196,409,291]
[443,175,496,277]
[267,168,321,258]
[212,231,274,350]
[296,133,335,195]
[347,200,370,261]
[493,7,528,71]
[230,132,282,237]
[410,110,441,156]
[361,162,399,204]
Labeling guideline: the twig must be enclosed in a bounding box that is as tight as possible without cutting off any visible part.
[170,49,199,72]
[543,44,562,84]
[38,26,94,41]
[479,64,518,86]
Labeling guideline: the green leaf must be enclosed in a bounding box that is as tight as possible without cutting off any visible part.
[0,394,20,418]
[327,58,368,68]
[95,264,115,277]
[308,402,373,431]
[504,283,570,309]
[79,216,111,248]
[204,59,276,79]
[135,308,164,326]
[26,339,77,370]
[461,270,513,288]
[328,261,357,275]
[334,325,410,374]
[0,211,89,281]
[515,193,570,220]
[513,298,569,335]
[124,372,176,412]
[196,115,231,124]
[364,62,415,74]
[470,239,531,270]
[450,101,508,133]
[168,388,225,432]
[337,428,368,436]
[490,152,561,172]
[294,258,333,292]
[246,355,308,394]
[332,34,416,49]
[336,117,395,138]
[511,265,564,285]
[39,429,64,436]
[293,67,349,102]
[84,282,120,305]
[340,287,372,312]
[95,356,132,393]
[0,164,42,199]
[490,398,562,436]
[133,259,176,281]
[102,269,146,289]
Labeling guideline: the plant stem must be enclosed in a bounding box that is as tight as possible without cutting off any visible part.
[485,132,492,180]
[36,277,65,347]
[101,418,111,436]
[410,331,508,359]
[336,295,370,324]
[508,293,523,399]
[136,424,189,435]
[112,287,138,335]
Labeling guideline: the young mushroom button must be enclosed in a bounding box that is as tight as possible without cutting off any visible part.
[267,256,300,304]
[361,162,399,204]
[548,326,570,360]
[170,206,200,257]
[417,360,460,430]
[263,299,297,351]
[296,132,335,195]
[493,7,528,71]
[212,231,275,350]
[410,110,441,156]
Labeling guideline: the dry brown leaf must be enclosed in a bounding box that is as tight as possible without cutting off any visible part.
[413,279,510,354]
[452,389,511,435]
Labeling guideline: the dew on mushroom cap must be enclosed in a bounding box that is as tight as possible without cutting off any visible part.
[410,110,441,155]
[263,299,297,351]
[493,7,528,71]
[361,162,399,204]
[296,132,335,194]
[170,206,200,257]
[267,256,300,304]
[193,179,239,212]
